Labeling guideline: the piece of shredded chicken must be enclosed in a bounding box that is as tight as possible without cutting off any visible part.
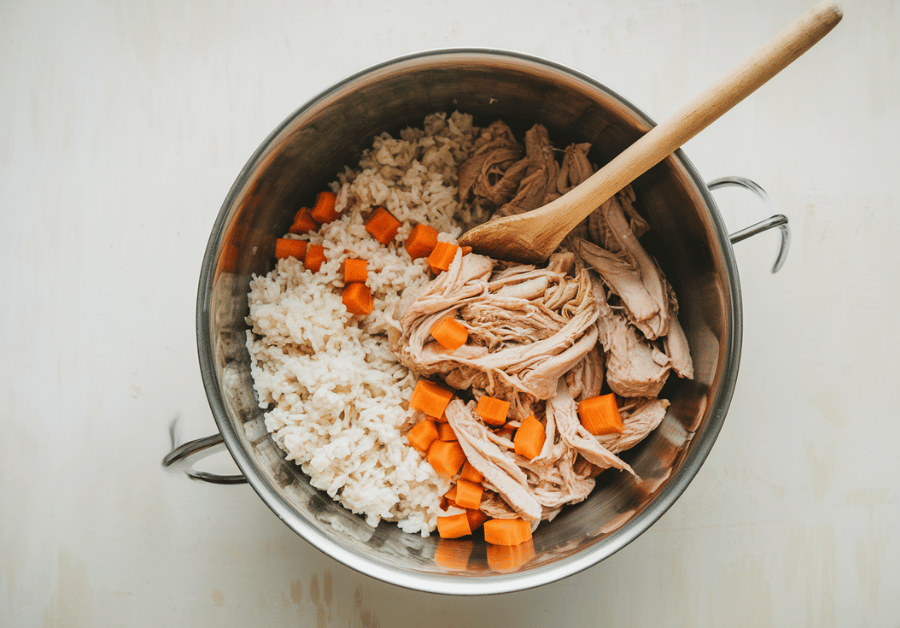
[391,121,695,526]
[390,250,600,404]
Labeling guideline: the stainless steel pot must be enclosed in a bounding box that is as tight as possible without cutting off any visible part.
[163,49,789,595]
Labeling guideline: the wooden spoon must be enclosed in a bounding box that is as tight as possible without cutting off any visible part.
[458,1,843,264]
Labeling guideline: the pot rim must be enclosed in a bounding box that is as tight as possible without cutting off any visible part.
[196,47,743,595]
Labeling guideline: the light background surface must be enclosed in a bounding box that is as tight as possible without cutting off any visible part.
[2,0,898,626]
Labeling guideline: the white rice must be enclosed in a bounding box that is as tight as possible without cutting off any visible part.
[245,112,483,535]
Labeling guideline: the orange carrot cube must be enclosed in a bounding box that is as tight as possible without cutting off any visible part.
[343,258,368,283]
[405,223,439,260]
[430,318,468,351]
[459,460,484,483]
[406,419,438,453]
[427,440,466,477]
[453,479,483,510]
[275,238,308,260]
[513,415,546,460]
[409,380,455,419]
[310,191,339,223]
[578,393,624,435]
[304,244,326,272]
[428,241,459,273]
[465,508,489,532]
[483,518,532,546]
[475,396,509,427]
[437,422,457,442]
[365,207,401,245]
[342,282,373,315]
[289,208,319,234]
[436,513,471,539]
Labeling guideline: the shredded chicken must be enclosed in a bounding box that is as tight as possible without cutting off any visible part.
[494,124,560,217]
[458,120,527,206]
[597,397,670,454]
[591,275,671,398]
[390,120,696,526]
[391,251,600,402]
[575,187,669,339]
[461,122,597,222]
[662,280,694,379]
[556,142,594,196]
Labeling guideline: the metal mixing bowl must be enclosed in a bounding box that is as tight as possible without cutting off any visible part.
[165,49,789,595]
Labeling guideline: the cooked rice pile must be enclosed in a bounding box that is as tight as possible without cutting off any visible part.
[245,112,483,535]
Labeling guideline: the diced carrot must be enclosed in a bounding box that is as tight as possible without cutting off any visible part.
[465,508,489,532]
[453,479,483,510]
[444,485,457,502]
[434,538,473,570]
[342,282,373,315]
[408,380,455,419]
[483,518,533,546]
[514,415,546,460]
[405,223,439,260]
[275,238,308,260]
[427,440,466,477]
[289,208,319,234]
[578,393,624,435]
[406,419,438,453]
[437,423,457,442]
[433,412,449,424]
[459,460,484,483]
[365,207,401,245]
[304,244,326,272]
[343,258,368,283]
[436,513,471,539]
[439,495,454,511]
[461,245,473,255]
[487,540,535,572]
[428,241,459,273]
[430,318,468,351]
[475,396,510,427]
[310,190,339,223]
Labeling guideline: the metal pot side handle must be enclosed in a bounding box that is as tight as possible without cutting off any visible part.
[162,420,247,484]
[709,176,790,273]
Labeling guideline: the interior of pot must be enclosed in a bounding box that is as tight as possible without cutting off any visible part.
[198,50,741,594]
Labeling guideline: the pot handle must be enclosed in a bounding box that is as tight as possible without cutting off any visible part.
[161,419,247,484]
[708,176,790,273]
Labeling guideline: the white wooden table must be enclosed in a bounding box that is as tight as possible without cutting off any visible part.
[3,0,898,626]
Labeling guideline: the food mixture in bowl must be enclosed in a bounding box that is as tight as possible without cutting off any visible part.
[245,111,694,541]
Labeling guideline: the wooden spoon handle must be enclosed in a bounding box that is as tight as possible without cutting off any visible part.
[539,1,844,242]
